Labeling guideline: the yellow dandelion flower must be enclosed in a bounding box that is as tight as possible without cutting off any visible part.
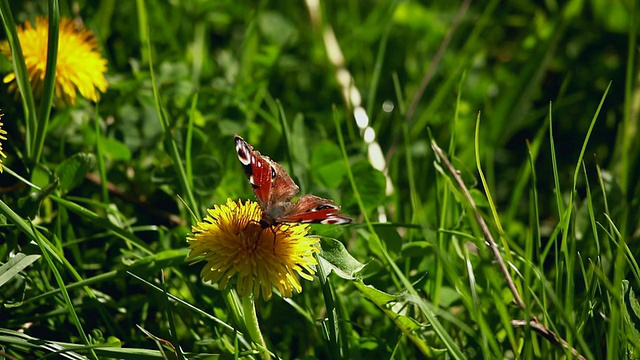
[187,199,320,300]
[0,17,108,105]
[0,113,6,172]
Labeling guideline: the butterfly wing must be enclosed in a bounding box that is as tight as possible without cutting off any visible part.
[235,135,299,209]
[235,135,351,226]
[235,135,273,208]
[280,194,353,225]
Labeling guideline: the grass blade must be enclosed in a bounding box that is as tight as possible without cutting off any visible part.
[141,0,199,220]
[32,0,59,164]
[0,1,37,157]
[30,221,98,360]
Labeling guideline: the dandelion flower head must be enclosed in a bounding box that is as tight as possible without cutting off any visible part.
[0,16,108,105]
[187,199,320,300]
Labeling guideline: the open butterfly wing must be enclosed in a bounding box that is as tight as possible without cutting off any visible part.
[267,161,299,205]
[281,194,352,225]
[235,135,273,208]
[236,135,352,226]
[235,135,299,209]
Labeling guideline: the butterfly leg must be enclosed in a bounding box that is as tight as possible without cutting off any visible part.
[270,226,278,252]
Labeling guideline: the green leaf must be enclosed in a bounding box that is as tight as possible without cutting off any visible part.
[437,286,462,308]
[375,224,403,256]
[469,188,489,208]
[55,153,96,194]
[18,180,59,218]
[311,141,347,189]
[101,137,132,161]
[343,160,386,213]
[0,252,41,288]
[257,11,297,46]
[291,114,309,166]
[356,281,397,304]
[317,237,367,280]
[354,281,439,356]
[622,280,640,344]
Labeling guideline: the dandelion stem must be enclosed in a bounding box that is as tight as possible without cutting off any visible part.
[242,294,270,360]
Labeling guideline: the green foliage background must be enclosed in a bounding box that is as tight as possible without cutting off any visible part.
[1,0,639,359]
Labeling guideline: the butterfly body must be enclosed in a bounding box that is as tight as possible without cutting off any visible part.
[235,135,352,227]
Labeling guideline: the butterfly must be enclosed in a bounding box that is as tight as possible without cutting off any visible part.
[235,135,352,228]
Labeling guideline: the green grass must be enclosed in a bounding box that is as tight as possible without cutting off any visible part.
[1,0,640,359]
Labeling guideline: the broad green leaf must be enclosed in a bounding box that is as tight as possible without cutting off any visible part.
[356,281,397,304]
[55,153,96,194]
[436,287,462,308]
[375,224,403,256]
[311,141,347,189]
[469,189,489,208]
[101,137,132,161]
[291,114,309,167]
[318,237,366,280]
[343,160,386,213]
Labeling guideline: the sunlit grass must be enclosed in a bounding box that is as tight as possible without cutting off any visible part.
[0,1,639,359]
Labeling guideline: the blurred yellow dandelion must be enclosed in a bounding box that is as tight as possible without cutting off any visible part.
[187,199,319,300]
[0,16,108,105]
[0,113,6,172]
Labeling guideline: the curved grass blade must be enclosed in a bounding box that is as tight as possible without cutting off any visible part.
[32,0,59,164]
[30,220,98,360]
[0,0,37,157]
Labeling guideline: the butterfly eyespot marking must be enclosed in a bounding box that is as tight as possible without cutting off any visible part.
[236,144,252,166]
[309,204,339,212]
[321,216,352,225]
[271,166,277,179]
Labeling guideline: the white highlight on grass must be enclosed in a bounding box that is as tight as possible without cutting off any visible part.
[377,205,388,222]
[305,0,395,220]
[364,126,375,143]
[324,28,345,67]
[354,107,369,129]
[382,100,394,112]
[337,69,350,88]
[368,142,385,172]
[350,87,361,107]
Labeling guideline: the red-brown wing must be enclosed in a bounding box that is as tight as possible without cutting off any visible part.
[268,161,299,205]
[235,135,273,208]
[234,135,299,210]
[280,194,352,225]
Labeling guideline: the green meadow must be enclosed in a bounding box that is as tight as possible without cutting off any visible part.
[1,0,639,359]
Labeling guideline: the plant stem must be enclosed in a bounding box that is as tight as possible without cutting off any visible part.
[242,295,270,360]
